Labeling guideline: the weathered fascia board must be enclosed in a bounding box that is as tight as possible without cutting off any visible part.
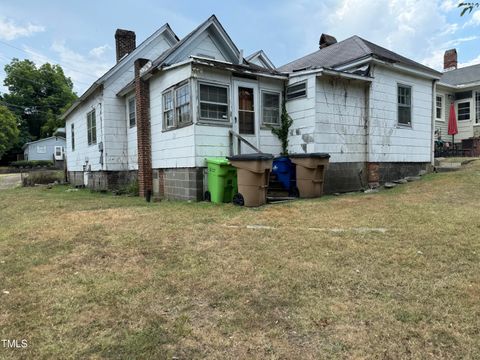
[437,81,480,90]
[289,68,373,83]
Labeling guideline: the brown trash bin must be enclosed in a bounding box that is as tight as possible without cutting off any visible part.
[227,153,274,207]
[289,153,330,198]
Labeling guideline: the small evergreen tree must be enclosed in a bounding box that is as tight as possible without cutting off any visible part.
[271,101,293,156]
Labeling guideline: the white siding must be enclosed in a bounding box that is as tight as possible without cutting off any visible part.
[286,75,317,154]
[434,88,451,141]
[150,64,196,168]
[65,90,104,171]
[369,65,434,162]
[192,67,283,167]
[315,77,367,163]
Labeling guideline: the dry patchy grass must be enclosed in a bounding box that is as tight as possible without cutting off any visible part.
[1,162,480,359]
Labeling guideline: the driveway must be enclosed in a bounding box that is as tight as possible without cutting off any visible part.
[0,173,21,190]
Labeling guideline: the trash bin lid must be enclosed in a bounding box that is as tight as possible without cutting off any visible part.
[288,152,330,159]
[206,157,230,165]
[227,153,274,161]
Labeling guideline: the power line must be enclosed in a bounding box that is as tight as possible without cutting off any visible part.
[0,100,55,116]
[0,39,102,80]
[0,53,92,87]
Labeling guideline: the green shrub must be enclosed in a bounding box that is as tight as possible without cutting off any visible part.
[11,160,54,168]
[114,180,139,196]
[22,171,63,186]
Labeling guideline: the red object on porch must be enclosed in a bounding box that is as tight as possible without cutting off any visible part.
[448,103,458,136]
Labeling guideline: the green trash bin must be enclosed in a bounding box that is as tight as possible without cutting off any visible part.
[205,158,238,204]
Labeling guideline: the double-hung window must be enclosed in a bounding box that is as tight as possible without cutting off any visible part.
[163,90,174,129]
[199,83,229,122]
[262,91,280,126]
[397,85,412,126]
[128,97,136,127]
[87,109,97,145]
[436,95,443,121]
[162,82,191,129]
[175,83,191,125]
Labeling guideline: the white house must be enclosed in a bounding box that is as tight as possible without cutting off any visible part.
[63,15,443,199]
[435,49,480,155]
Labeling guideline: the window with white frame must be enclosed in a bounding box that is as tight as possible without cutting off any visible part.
[286,81,307,100]
[436,95,444,121]
[397,84,412,126]
[36,145,46,153]
[199,83,229,122]
[175,83,191,125]
[71,123,75,151]
[457,101,470,121]
[128,97,136,127]
[476,92,480,124]
[163,90,174,129]
[262,91,280,125]
[87,109,97,145]
[162,81,191,130]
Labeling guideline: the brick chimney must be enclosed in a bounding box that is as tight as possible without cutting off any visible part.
[319,34,337,49]
[115,29,136,62]
[444,49,457,71]
[134,58,152,199]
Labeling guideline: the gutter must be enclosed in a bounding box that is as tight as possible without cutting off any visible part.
[437,80,480,90]
[288,67,373,82]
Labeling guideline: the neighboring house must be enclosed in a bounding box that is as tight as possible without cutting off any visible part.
[63,14,442,199]
[435,49,480,145]
[278,34,441,191]
[23,136,66,162]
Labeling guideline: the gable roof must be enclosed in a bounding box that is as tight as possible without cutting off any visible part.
[277,35,440,77]
[22,136,65,150]
[61,23,178,120]
[150,15,241,70]
[440,63,480,86]
[245,50,275,70]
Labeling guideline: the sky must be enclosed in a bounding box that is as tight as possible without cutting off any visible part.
[0,0,479,95]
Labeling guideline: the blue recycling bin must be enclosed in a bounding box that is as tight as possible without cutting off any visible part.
[272,156,298,196]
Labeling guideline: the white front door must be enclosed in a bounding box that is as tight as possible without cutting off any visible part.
[233,80,259,153]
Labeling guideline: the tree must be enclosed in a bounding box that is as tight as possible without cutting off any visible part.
[271,101,293,156]
[1,59,77,141]
[0,105,20,159]
[459,2,479,15]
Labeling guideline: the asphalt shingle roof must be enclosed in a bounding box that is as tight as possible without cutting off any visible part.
[277,36,440,76]
[440,63,480,86]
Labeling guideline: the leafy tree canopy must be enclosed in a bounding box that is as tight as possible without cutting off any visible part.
[0,59,77,145]
[459,2,479,15]
[0,105,20,159]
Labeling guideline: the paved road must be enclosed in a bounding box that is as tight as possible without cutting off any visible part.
[0,173,22,190]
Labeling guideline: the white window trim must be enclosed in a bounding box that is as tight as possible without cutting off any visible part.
[261,90,281,126]
[397,83,413,128]
[436,94,444,122]
[162,80,192,131]
[286,80,307,101]
[456,99,472,122]
[197,81,230,124]
[87,109,97,146]
[127,96,136,128]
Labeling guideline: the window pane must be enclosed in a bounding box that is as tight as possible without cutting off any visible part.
[286,82,307,100]
[176,104,190,124]
[262,92,280,124]
[458,102,470,120]
[239,87,254,111]
[128,98,136,127]
[200,103,228,120]
[239,111,255,134]
[200,84,227,103]
[398,106,411,125]
[476,92,480,124]
[163,91,173,111]
[176,84,189,106]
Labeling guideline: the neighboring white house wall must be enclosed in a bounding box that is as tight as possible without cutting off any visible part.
[150,64,196,169]
[65,90,104,171]
[286,74,317,154]
[369,65,433,163]
[434,88,450,141]
[314,76,368,163]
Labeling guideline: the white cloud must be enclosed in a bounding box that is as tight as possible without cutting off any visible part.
[23,42,112,94]
[440,0,460,12]
[89,44,110,58]
[422,36,478,70]
[0,17,45,41]
[459,54,480,67]
[465,10,480,26]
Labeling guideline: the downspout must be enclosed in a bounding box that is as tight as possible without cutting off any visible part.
[364,64,375,188]
[431,80,438,168]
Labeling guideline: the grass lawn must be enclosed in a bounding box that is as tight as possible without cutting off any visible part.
[1,162,480,359]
